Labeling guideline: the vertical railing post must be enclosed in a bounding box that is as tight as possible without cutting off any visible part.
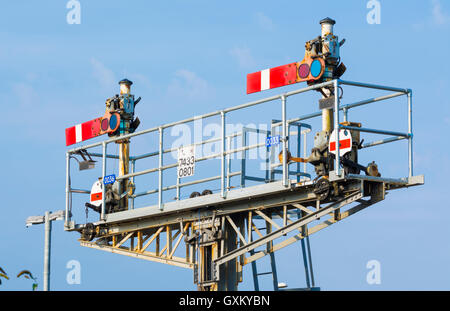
[221,111,226,198]
[407,89,413,177]
[101,141,107,221]
[281,95,288,186]
[176,176,180,201]
[241,129,247,188]
[343,107,348,122]
[303,132,307,179]
[333,80,341,177]
[130,159,135,209]
[158,127,164,210]
[65,152,71,228]
[226,136,231,191]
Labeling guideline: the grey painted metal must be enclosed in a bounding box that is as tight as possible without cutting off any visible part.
[250,250,259,291]
[226,136,232,191]
[223,80,336,114]
[303,132,308,179]
[158,127,163,210]
[408,90,413,177]
[176,175,180,201]
[129,151,159,161]
[132,172,241,198]
[65,153,70,228]
[131,132,242,162]
[300,237,311,288]
[89,152,120,159]
[361,136,406,149]
[26,211,65,291]
[240,128,247,188]
[297,210,311,288]
[334,80,341,176]
[281,95,288,187]
[339,79,409,94]
[70,188,90,194]
[116,141,265,182]
[101,142,107,221]
[221,111,226,198]
[306,235,315,287]
[269,251,279,291]
[80,240,194,269]
[214,192,363,266]
[341,92,405,111]
[271,91,405,127]
[43,211,51,291]
[240,126,272,187]
[130,159,136,209]
[340,125,409,138]
[345,173,408,185]
[98,181,317,230]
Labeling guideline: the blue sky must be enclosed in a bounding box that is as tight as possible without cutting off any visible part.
[1,0,449,291]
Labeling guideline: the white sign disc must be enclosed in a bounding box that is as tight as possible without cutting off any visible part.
[178,145,195,178]
[329,129,352,157]
[90,180,103,207]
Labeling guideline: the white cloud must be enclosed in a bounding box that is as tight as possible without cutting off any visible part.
[12,82,38,110]
[167,69,211,100]
[229,47,255,68]
[90,58,116,92]
[432,0,449,25]
[129,73,152,90]
[255,12,274,31]
[6,81,76,143]
[412,0,449,30]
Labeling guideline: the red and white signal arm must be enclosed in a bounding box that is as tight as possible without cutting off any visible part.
[65,112,120,146]
[329,129,352,157]
[90,180,103,207]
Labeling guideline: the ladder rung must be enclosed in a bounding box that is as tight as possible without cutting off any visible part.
[257,272,272,276]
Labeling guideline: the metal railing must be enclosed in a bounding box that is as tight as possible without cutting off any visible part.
[65,79,413,229]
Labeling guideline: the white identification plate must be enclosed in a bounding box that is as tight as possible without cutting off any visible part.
[178,145,195,178]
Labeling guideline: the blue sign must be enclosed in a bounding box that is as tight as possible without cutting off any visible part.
[266,135,280,147]
[103,174,116,185]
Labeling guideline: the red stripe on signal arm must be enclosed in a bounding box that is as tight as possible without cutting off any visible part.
[247,71,262,94]
[65,126,76,146]
[269,63,297,89]
[91,192,102,202]
[329,138,351,152]
[65,117,103,146]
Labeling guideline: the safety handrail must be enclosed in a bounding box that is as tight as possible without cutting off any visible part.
[65,79,413,229]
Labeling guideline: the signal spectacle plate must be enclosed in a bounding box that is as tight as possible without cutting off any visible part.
[298,63,310,79]
[310,59,322,78]
[101,118,109,131]
[109,113,118,131]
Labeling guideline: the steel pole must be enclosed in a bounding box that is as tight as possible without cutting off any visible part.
[43,211,51,291]
[119,141,130,210]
